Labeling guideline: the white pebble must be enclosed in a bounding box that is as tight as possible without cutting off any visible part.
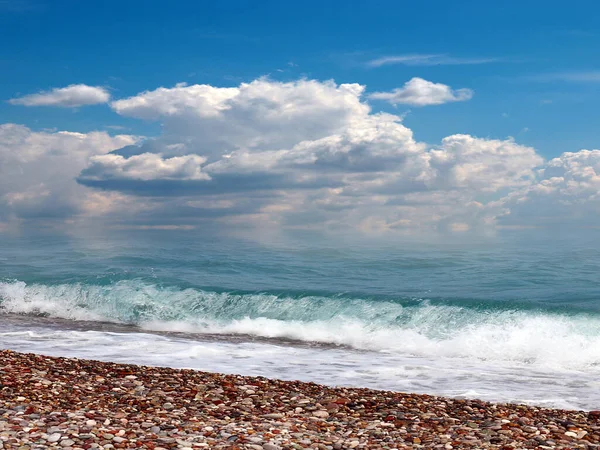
[47,433,62,443]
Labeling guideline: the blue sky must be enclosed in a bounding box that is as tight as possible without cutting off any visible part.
[2,0,600,234]
[2,0,600,156]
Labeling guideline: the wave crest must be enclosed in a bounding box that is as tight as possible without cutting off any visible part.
[2,279,600,369]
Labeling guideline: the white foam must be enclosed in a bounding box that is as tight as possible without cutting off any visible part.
[3,279,600,371]
[142,313,600,370]
[0,281,107,322]
[1,325,598,411]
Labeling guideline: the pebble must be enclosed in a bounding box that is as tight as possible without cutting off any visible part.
[263,444,282,450]
[47,433,62,443]
[1,349,599,450]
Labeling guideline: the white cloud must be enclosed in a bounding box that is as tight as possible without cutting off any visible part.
[4,77,600,233]
[9,84,110,107]
[496,150,600,226]
[367,54,500,68]
[111,82,239,119]
[111,79,368,157]
[77,78,545,232]
[83,153,209,181]
[204,112,424,176]
[0,124,137,225]
[428,135,542,192]
[368,78,473,106]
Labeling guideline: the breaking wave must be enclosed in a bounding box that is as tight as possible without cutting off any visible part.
[2,279,600,369]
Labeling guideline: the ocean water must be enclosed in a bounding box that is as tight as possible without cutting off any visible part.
[1,229,600,410]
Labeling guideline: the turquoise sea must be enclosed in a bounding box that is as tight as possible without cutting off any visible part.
[2,229,600,410]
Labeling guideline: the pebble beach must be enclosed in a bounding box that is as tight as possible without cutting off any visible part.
[1,350,600,449]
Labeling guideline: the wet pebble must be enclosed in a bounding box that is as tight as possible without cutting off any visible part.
[1,349,599,450]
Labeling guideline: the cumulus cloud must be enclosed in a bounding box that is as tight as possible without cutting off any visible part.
[496,150,600,226]
[111,79,369,158]
[4,77,600,233]
[75,78,546,232]
[9,84,110,107]
[0,124,137,226]
[83,153,209,181]
[368,78,473,106]
[111,83,238,120]
[428,135,542,192]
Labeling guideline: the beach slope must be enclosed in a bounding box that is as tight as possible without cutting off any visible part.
[1,350,599,449]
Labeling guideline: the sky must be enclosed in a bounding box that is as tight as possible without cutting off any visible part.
[2,0,600,234]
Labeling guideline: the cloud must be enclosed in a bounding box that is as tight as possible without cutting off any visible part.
[4,77,600,234]
[496,150,600,227]
[111,82,239,120]
[368,78,473,106]
[76,78,545,232]
[0,124,137,225]
[367,54,500,68]
[110,79,368,157]
[527,71,600,83]
[428,135,542,192]
[9,84,111,107]
[83,153,209,181]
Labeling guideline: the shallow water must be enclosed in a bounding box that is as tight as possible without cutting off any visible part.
[1,229,600,410]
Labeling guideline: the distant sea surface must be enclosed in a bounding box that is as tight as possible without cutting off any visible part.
[2,229,600,410]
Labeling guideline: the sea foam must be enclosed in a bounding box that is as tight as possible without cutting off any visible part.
[2,279,600,370]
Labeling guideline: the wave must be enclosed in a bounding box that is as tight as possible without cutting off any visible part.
[2,279,600,369]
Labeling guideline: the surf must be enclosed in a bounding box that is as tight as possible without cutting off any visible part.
[2,279,600,370]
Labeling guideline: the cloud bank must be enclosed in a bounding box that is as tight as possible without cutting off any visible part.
[497,150,600,226]
[2,77,600,233]
[0,124,137,226]
[9,84,110,107]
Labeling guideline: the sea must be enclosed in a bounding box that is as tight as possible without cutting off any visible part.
[1,228,600,411]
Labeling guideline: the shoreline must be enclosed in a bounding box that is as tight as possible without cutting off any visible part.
[4,314,599,412]
[1,350,600,449]
[0,312,361,352]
